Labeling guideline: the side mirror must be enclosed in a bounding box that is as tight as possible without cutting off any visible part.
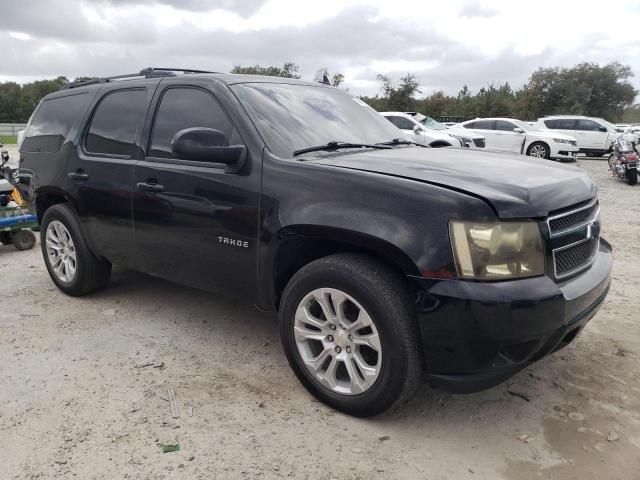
[171,127,246,173]
[598,126,608,132]
[413,125,422,133]
[513,127,524,134]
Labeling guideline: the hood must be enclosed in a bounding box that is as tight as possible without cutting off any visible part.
[312,147,596,218]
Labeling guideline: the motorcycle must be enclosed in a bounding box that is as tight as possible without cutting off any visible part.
[608,136,638,186]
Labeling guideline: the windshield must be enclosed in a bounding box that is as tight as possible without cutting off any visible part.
[232,83,408,158]
[601,119,618,131]
[419,116,447,131]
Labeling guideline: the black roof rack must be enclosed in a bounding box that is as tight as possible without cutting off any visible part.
[62,67,220,90]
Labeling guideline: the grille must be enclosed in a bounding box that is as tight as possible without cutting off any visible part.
[473,138,485,148]
[554,238,598,278]
[548,200,598,235]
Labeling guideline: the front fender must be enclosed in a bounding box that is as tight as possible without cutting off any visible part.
[256,153,497,307]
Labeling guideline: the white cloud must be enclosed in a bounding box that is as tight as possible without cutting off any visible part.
[0,0,638,99]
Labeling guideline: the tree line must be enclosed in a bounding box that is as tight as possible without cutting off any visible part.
[361,62,638,122]
[0,62,636,124]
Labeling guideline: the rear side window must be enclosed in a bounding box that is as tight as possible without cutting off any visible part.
[465,120,494,130]
[387,116,415,130]
[545,119,575,130]
[495,120,516,131]
[149,88,233,158]
[22,93,90,153]
[85,89,148,157]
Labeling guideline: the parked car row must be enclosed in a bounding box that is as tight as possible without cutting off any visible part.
[380,112,485,149]
[459,117,579,161]
[379,111,625,162]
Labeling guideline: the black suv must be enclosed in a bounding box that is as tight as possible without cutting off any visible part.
[17,68,612,417]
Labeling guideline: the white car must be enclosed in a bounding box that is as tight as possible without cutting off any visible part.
[458,117,579,161]
[380,112,466,148]
[405,112,486,148]
[536,116,620,157]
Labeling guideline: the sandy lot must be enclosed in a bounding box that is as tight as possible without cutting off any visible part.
[1,157,639,480]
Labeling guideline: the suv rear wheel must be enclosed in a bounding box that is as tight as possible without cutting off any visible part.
[41,203,112,296]
[279,253,422,417]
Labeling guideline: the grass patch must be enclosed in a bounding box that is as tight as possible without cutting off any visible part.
[0,136,17,145]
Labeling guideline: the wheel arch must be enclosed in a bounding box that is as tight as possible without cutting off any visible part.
[34,187,74,224]
[264,225,420,311]
[35,188,102,259]
[527,140,550,158]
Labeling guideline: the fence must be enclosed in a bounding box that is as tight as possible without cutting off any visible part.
[0,123,27,136]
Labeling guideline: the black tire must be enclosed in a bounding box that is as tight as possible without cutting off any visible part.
[526,142,550,159]
[279,253,423,417]
[40,203,112,296]
[13,229,36,250]
[0,231,12,245]
[628,168,638,186]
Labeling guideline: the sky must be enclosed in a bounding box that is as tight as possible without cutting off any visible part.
[1,0,639,98]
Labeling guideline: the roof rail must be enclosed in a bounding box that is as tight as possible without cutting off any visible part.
[62,67,220,90]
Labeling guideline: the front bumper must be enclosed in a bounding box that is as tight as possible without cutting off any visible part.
[552,147,580,161]
[411,239,612,393]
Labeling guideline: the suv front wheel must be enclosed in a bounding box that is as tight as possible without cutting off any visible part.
[279,253,422,417]
[41,203,112,296]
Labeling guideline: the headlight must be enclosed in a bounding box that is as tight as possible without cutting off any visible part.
[450,135,469,147]
[553,138,572,144]
[449,220,545,280]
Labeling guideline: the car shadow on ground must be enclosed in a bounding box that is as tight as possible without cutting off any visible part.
[89,265,580,421]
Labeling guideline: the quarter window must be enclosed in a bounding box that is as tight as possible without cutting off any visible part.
[22,93,90,153]
[149,88,233,158]
[85,89,147,157]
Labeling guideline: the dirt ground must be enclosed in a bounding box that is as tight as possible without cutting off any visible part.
[1,155,639,480]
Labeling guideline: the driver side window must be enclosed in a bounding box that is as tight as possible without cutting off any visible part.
[149,87,234,158]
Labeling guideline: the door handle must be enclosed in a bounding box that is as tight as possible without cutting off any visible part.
[68,171,89,181]
[137,181,165,193]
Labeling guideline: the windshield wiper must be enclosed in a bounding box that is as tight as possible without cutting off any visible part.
[377,138,428,147]
[293,141,393,157]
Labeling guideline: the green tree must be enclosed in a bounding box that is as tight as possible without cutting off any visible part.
[525,62,637,121]
[366,73,420,111]
[230,62,301,79]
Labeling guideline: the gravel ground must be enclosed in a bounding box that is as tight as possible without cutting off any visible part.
[1,156,639,480]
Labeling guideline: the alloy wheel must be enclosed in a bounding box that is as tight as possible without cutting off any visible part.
[293,288,382,395]
[46,220,77,283]
[529,144,547,158]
